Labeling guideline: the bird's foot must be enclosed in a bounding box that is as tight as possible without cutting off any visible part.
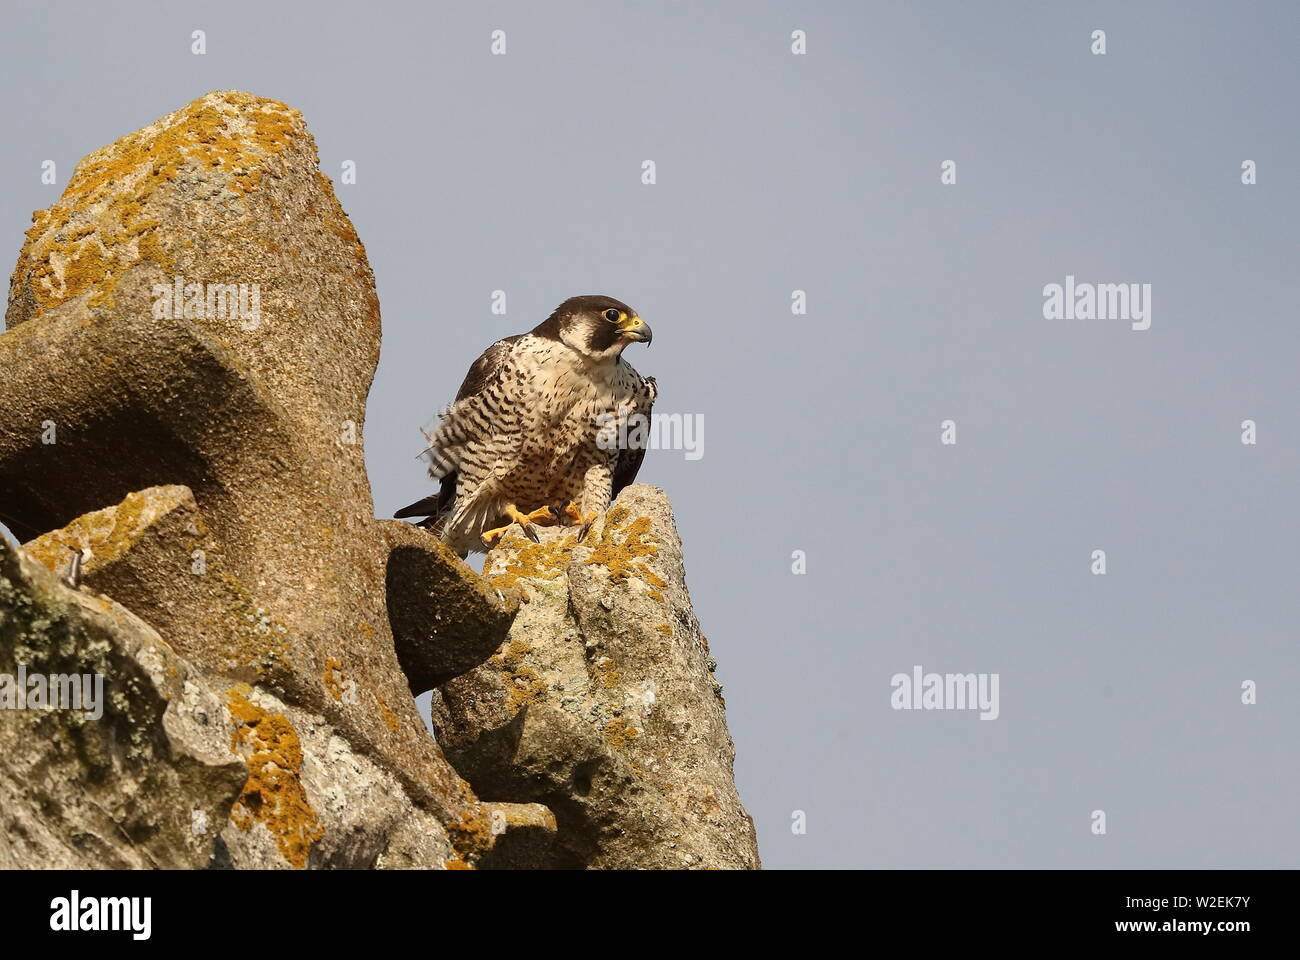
[481,504,556,547]
[559,501,601,542]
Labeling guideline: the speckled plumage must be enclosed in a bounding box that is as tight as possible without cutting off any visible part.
[396,296,657,556]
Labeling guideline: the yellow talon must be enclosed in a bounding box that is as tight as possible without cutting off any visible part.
[480,523,512,547]
[561,501,599,526]
[481,504,556,547]
[516,505,558,526]
[558,501,601,543]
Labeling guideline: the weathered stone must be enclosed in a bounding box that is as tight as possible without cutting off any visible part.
[216,683,460,870]
[382,519,518,694]
[477,801,559,869]
[0,90,492,815]
[0,535,479,869]
[0,91,753,870]
[22,486,251,675]
[0,92,521,868]
[0,537,246,868]
[430,484,760,869]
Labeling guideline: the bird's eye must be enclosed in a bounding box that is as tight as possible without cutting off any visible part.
[604,309,621,322]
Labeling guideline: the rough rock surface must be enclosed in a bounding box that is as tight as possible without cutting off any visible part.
[0,91,755,869]
[0,535,485,869]
[431,484,761,869]
[0,537,245,868]
[0,91,490,819]
[382,519,518,694]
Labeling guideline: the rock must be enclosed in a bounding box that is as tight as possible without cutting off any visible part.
[0,91,755,870]
[430,484,761,869]
[23,485,250,676]
[0,91,461,817]
[381,519,519,694]
[0,92,530,869]
[0,536,246,868]
[477,802,559,869]
[0,534,478,869]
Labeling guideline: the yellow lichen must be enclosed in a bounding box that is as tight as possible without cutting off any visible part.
[604,718,640,751]
[486,532,579,593]
[484,508,667,599]
[584,510,666,594]
[445,808,493,865]
[227,689,324,869]
[375,695,401,732]
[322,657,344,701]
[655,624,673,636]
[486,639,547,709]
[22,488,156,573]
[592,655,621,689]
[15,92,300,318]
[494,638,530,669]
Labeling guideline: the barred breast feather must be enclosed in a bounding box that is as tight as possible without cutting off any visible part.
[399,332,656,556]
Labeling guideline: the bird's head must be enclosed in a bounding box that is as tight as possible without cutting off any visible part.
[542,295,652,361]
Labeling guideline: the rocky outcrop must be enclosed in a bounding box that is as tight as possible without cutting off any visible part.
[0,536,245,869]
[0,92,489,822]
[0,91,755,869]
[432,485,760,869]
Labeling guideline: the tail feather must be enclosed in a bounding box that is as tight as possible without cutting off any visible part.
[394,494,442,520]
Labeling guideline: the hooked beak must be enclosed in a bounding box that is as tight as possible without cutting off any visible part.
[619,314,652,345]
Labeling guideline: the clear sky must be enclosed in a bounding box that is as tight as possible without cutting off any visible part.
[3,0,1297,868]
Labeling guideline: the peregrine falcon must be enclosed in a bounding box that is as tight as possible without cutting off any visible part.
[395,295,657,557]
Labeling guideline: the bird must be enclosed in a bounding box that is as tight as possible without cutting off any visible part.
[395,295,657,557]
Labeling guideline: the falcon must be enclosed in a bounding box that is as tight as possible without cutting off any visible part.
[395,295,657,557]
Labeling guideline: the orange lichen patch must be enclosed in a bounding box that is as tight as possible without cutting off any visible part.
[22,488,156,573]
[486,532,579,593]
[322,657,344,701]
[14,92,301,318]
[592,655,621,689]
[227,689,324,869]
[444,858,473,870]
[604,718,640,751]
[375,695,401,732]
[493,639,530,668]
[584,508,667,595]
[489,639,546,709]
[18,192,167,315]
[445,807,493,863]
[655,624,673,636]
